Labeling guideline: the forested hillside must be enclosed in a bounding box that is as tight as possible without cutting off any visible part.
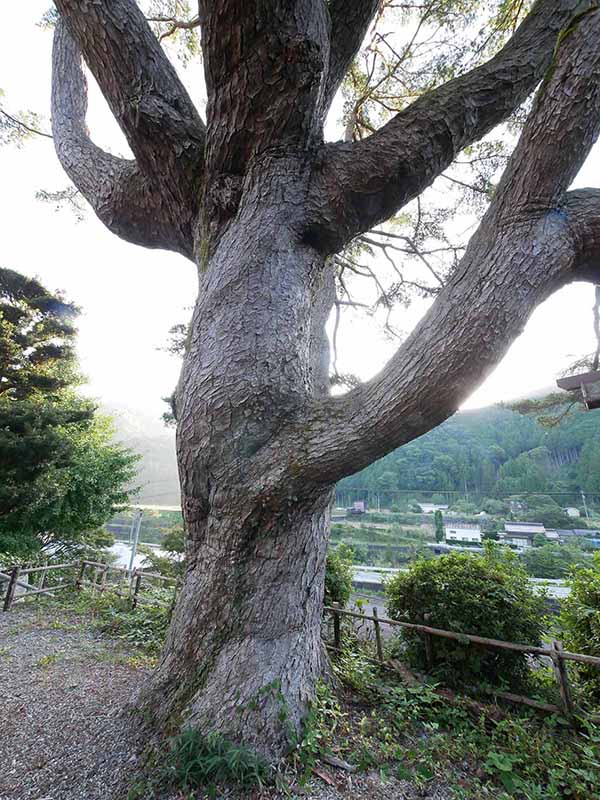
[339,405,600,500]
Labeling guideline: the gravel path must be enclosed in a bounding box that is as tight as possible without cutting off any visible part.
[0,603,147,800]
[0,603,452,800]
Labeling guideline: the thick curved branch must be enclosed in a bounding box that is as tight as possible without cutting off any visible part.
[259,5,600,491]
[323,0,380,113]
[312,0,584,251]
[51,21,194,260]
[54,0,205,216]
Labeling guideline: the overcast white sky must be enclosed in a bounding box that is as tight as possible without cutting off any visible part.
[1,3,599,424]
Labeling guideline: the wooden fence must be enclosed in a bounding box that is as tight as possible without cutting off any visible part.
[0,562,76,611]
[324,604,600,720]
[0,560,178,613]
[3,560,600,720]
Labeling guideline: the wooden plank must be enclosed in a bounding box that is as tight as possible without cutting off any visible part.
[484,689,560,714]
[137,570,177,583]
[12,583,76,602]
[19,563,72,575]
[81,560,128,572]
[557,370,600,390]
[0,570,35,593]
[561,650,600,667]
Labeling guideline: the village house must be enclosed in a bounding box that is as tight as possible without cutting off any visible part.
[500,521,547,550]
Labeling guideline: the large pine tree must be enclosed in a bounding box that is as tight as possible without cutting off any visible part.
[0,267,137,557]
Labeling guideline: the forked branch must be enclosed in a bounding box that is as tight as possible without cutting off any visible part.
[54,0,205,215]
[51,21,195,259]
[261,6,600,491]
[323,0,381,113]
[315,0,584,250]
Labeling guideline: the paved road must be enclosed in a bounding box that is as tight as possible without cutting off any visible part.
[352,565,570,598]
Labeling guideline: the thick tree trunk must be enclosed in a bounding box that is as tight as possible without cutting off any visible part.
[138,491,332,759]
[137,154,335,758]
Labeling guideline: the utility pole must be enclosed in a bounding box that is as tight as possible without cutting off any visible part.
[128,510,143,573]
[581,489,590,521]
[127,512,137,545]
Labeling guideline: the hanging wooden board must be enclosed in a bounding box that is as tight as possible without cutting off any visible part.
[556,370,600,410]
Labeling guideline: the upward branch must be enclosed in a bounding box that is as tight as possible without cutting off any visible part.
[323,0,381,113]
[313,0,585,251]
[262,4,600,491]
[54,0,205,216]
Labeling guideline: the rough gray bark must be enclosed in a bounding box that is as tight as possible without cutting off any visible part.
[50,0,600,761]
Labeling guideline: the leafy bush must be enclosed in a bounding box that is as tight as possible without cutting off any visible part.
[559,553,600,700]
[325,544,354,606]
[385,544,546,687]
[522,543,584,579]
[164,729,269,795]
[139,525,186,579]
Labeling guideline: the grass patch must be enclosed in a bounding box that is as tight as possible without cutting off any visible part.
[162,729,270,796]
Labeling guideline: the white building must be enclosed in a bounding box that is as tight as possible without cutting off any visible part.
[445,525,482,544]
[564,507,581,518]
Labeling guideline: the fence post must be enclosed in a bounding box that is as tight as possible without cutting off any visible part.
[100,564,108,593]
[3,566,21,612]
[76,560,86,590]
[132,571,142,609]
[39,560,48,590]
[332,602,341,651]
[423,613,435,670]
[373,606,384,663]
[551,639,575,720]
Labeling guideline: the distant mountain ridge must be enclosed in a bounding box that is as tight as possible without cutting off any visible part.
[103,403,180,505]
[339,400,600,500]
